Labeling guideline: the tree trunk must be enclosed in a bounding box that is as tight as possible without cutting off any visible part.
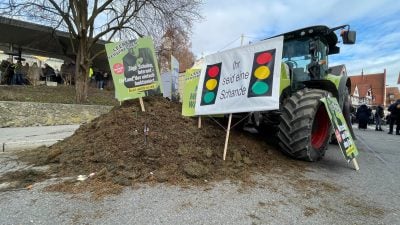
[75,38,90,104]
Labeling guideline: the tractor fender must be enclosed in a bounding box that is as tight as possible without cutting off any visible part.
[336,75,351,108]
[302,75,351,108]
[302,80,339,99]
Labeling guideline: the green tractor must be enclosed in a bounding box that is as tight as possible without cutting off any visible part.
[255,25,356,162]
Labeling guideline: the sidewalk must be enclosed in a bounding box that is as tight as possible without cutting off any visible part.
[0,125,80,152]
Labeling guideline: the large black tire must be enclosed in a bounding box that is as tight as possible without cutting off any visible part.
[278,88,332,162]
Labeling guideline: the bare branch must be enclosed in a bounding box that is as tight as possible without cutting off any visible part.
[0,0,203,103]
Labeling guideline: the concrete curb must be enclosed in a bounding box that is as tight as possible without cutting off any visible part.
[1,139,62,152]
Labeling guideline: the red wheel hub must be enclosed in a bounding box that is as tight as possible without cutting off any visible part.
[311,105,330,149]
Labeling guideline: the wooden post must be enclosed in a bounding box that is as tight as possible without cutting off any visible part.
[139,97,145,112]
[352,158,360,171]
[198,116,202,129]
[223,114,233,160]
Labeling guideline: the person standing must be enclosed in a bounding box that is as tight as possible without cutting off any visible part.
[89,67,94,86]
[102,71,109,89]
[375,105,384,131]
[387,99,400,135]
[22,62,29,84]
[356,104,371,129]
[95,70,104,90]
[28,62,42,86]
[13,60,23,85]
[5,61,14,85]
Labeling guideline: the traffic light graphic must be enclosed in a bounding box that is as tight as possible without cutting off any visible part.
[247,49,276,97]
[200,63,222,105]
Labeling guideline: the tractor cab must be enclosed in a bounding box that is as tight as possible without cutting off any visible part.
[280,25,356,91]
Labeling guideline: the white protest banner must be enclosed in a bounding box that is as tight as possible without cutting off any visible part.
[171,55,180,101]
[195,36,283,115]
[161,71,172,99]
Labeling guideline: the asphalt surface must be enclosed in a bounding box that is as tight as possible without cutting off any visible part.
[0,125,79,151]
[0,124,399,225]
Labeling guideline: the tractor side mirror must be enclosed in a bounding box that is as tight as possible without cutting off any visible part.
[341,30,356,44]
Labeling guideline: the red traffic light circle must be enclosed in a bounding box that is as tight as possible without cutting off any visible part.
[207,66,220,78]
[256,52,272,65]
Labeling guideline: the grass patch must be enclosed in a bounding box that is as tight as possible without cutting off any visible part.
[0,85,118,106]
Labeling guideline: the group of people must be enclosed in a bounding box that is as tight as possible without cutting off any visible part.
[0,59,59,86]
[355,104,373,129]
[355,100,400,135]
[0,59,111,88]
[89,69,109,90]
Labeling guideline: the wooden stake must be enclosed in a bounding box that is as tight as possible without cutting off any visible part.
[139,97,145,112]
[198,116,202,129]
[223,113,233,161]
[352,158,360,171]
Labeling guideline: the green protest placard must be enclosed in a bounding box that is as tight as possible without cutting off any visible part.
[321,97,359,163]
[182,68,201,116]
[105,37,162,102]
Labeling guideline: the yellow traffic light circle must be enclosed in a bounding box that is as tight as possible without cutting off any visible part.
[206,79,218,90]
[254,66,270,79]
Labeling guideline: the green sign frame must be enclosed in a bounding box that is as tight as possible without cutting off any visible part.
[321,97,359,162]
[182,68,201,116]
[105,37,162,102]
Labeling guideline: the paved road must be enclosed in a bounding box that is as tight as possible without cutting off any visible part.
[0,124,399,225]
[0,125,79,151]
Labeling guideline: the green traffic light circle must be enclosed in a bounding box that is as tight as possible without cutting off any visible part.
[203,92,216,103]
[252,81,269,95]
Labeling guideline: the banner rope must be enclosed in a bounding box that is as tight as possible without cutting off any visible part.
[217,36,241,52]
[207,115,227,131]
[206,113,252,131]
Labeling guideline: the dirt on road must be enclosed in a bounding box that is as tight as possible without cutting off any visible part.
[0,96,389,221]
[0,96,309,195]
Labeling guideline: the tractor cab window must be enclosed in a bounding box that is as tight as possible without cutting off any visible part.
[317,42,328,73]
[282,38,328,90]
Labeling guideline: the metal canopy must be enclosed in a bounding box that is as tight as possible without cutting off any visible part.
[0,16,109,70]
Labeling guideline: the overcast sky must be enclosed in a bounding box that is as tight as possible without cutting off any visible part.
[190,0,400,85]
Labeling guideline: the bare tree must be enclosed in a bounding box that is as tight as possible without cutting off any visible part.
[158,26,196,73]
[0,0,201,103]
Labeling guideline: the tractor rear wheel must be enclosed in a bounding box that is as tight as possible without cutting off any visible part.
[278,88,331,161]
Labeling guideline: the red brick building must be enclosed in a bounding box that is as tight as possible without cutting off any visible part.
[385,73,400,106]
[349,70,386,107]
[386,86,400,105]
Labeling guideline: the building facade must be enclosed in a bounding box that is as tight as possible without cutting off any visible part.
[349,70,386,107]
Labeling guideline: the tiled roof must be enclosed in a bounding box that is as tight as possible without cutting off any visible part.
[329,64,346,76]
[355,83,372,97]
[350,71,386,106]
